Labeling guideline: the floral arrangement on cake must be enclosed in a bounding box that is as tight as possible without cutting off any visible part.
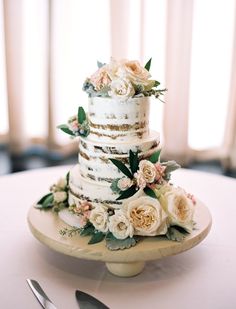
[36,149,196,251]
[83,58,167,101]
[57,58,166,138]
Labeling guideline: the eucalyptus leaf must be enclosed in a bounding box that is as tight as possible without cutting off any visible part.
[88,231,105,244]
[57,124,75,136]
[110,178,121,194]
[162,160,181,181]
[144,57,152,71]
[109,158,133,179]
[166,226,188,242]
[129,150,139,174]
[116,185,137,200]
[106,233,139,250]
[149,149,161,163]
[78,106,86,124]
[97,60,105,68]
[144,187,157,199]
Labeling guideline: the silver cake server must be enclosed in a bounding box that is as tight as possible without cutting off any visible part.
[75,290,110,309]
[26,279,57,309]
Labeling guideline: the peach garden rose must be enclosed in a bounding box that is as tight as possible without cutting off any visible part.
[118,60,151,85]
[90,66,111,91]
[124,195,168,236]
[160,187,195,232]
[138,159,156,183]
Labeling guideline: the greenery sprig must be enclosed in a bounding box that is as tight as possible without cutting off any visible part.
[35,172,70,212]
[110,149,180,200]
[82,58,167,101]
[57,106,90,138]
[59,221,140,250]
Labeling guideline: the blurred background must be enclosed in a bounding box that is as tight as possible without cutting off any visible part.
[0,0,236,177]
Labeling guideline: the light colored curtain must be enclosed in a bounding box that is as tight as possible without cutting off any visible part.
[1,0,236,168]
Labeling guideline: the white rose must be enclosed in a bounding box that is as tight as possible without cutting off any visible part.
[162,187,195,232]
[108,210,134,239]
[124,196,168,236]
[53,191,67,203]
[56,178,67,190]
[108,78,135,101]
[139,160,156,183]
[89,205,109,233]
[117,177,133,191]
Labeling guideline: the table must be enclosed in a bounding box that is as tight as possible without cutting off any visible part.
[1,166,236,309]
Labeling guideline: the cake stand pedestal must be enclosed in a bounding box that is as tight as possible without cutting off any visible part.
[27,200,212,277]
[106,261,145,277]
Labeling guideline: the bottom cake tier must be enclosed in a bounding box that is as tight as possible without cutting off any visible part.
[68,164,122,209]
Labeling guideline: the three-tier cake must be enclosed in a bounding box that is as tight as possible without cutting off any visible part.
[36,58,196,251]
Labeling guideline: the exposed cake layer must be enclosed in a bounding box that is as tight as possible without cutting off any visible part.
[69,164,122,209]
[78,131,160,184]
[88,96,150,142]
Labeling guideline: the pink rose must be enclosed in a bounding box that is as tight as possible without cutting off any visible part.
[90,66,111,90]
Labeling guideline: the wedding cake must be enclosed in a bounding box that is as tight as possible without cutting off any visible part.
[36,58,196,250]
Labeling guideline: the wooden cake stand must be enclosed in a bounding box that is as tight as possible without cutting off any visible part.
[27,201,212,277]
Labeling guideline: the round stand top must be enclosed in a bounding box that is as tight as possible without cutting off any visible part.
[28,200,212,263]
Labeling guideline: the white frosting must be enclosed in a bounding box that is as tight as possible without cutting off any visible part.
[88,96,150,142]
[69,165,122,209]
[68,96,160,211]
[78,131,160,184]
[58,208,83,228]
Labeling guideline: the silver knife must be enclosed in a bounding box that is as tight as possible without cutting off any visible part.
[75,290,109,309]
[26,279,57,309]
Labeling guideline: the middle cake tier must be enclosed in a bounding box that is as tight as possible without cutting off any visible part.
[78,130,160,185]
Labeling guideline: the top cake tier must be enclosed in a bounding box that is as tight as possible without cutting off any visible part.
[88,97,150,142]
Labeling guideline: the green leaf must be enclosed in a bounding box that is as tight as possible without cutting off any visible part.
[66,171,70,186]
[149,149,161,163]
[109,158,133,179]
[106,233,139,250]
[57,124,75,136]
[36,193,53,205]
[42,194,54,207]
[88,231,105,244]
[144,57,152,71]
[80,224,95,236]
[116,185,137,200]
[110,178,121,194]
[166,226,188,242]
[129,150,139,174]
[35,193,54,209]
[78,106,86,124]
[144,187,157,199]
[154,80,160,87]
[97,60,105,68]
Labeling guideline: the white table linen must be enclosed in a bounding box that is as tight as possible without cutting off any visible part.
[1,166,236,309]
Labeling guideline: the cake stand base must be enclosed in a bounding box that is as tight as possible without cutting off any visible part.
[27,200,212,278]
[106,261,145,277]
